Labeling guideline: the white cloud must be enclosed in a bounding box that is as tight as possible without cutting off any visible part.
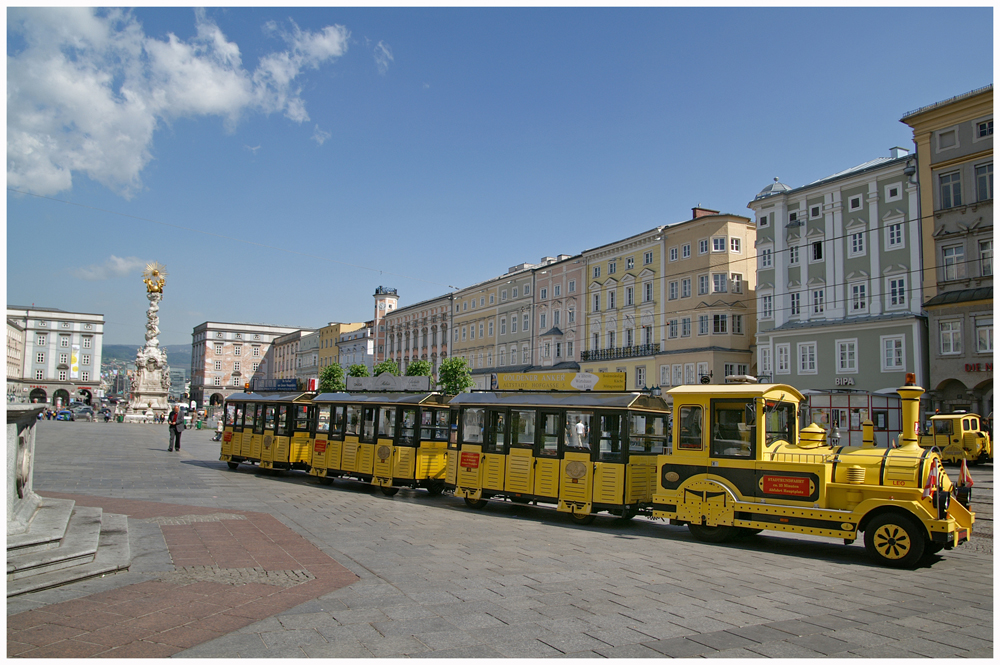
[374,41,394,75]
[312,126,332,146]
[7,8,350,198]
[72,255,147,281]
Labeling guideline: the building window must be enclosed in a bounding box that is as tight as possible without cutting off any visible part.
[553,285,560,297]
[608,291,616,309]
[760,347,772,375]
[59,337,69,348]
[593,266,601,278]
[978,119,993,138]
[568,309,575,324]
[523,314,529,331]
[850,283,867,312]
[488,320,494,336]
[669,281,678,300]
[498,349,505,366]
[80,371,90,382]
[625,286,634,306]
[732,315,743,334]
[776,344,790,374]
[698,315,709,335]
[712,274,727,293]
[810,241,824,262]
[712,237,726,252]
[501,290,508,301]
[798,342,817,374]
[810,205,821,218]
[511,316,518,333]
[539,314,546,331]
[668,320,678,338]
[644,282,653,302]
[215,344,223,355]
[669,247,678,262]
[888,276,907,308]
[644,252,653,264]
[789,292,800,316]
[981,240,993,277]
[234,361,241,372]
[713,314,728,334]
[943,244,965,281]
[82,355,90,365]
[882,336,905,371]
[252,346,260,357]
[608,262,616,275]
[837,339,858,373]
[758,213,769,227]
[607,331,616,348]
[35,369,44,380]
[59,352,68,364]
[940,171,962,209]
[849,231,866,257]
[479,323,484,338]
[568,280,576,293]
[886,222,904,249]
[234,345,242,356]
[698,275,709,295]
[681,318,690,337]
[593,294,600,312]
[215,360,222,371]
[939,320,962,355]
[461,327,467,341]
[635,366,646,389]
[730,274,742,294]
[682,244,691,258]
[592,333,600,350]
[849,195,862,211]
[760,247,772,268]
[58,370,67,381]
[36,335,46,346]
[977,317,993,353]
[730,238,741,253]
[699,239,709,254]
[253,362,259,372]
[723,363,748,377]
[977,163,993,201]
[681,278,691,298]
[540,287,547,300]
[523,347,530,364]
[81,337,93,350]
[885,182,902,202]
[813,290,825,314]
[760,295,773,319]
[36,352,45,364]
[789,246,799,264]
[512,287,519,298]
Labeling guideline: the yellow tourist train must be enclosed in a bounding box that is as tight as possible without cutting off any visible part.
[219,374,975,568]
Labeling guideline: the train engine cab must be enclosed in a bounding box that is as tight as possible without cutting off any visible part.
[449,391,670,523]
[652,379,975,567]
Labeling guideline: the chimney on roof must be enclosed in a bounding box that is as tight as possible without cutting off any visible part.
[890,146,910,159]
[692,205,720,219]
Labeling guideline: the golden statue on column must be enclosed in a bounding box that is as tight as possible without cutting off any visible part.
[125,263,172,422]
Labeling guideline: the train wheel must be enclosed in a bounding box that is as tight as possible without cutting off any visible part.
[618,505,639,521]
[380,486,400,497]
[227,461,239,470]
[425,481,445,497]
[572,512,597,525]
[688,523,736,543]
[464,497,488,509]
[864,513,925,568]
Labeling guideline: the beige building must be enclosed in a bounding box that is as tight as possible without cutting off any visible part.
[318,322,366,373]
[272,329,318,381]
[384,293,453,377]
[532,255,584,369]
[7,318,25,402]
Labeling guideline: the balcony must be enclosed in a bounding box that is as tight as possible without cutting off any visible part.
[580,343,660,362]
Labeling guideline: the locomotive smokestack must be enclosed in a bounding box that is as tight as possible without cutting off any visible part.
[896,376,924,450]
[861,419,875,448]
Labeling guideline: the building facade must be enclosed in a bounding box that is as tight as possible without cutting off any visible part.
[318,322,366,373]
[901,85,993,416]
[295,330,321,385]
[272,329,318,381]
[372,286,399,365]
[338,323,375,372]
[7,306,105,406]
[190,321,302,407]
[384,293,452,377]
[749,149,927,396]
[7,319,25,402]
[532,255,584,370]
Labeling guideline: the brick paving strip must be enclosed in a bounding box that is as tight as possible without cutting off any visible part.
[8,492,358,658]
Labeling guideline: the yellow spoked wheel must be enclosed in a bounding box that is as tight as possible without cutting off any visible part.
[864,513,925,568]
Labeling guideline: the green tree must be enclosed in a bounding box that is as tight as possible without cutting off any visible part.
[437,357,473,394]
[405,360,433,377]
[372,359,400,376]
[347,364,370,378]
[319,363,346,392]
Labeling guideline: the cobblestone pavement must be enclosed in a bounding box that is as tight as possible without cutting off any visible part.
[10,420,993,658]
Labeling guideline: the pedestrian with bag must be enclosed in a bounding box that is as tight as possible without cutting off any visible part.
[168,405,185,451]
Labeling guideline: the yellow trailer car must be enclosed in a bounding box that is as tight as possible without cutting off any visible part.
[919,412,992,465]
[259,393,316,473]
[448,391,670,523]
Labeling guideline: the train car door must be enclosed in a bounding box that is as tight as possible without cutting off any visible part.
[250,403,267,460]
[560,410,595,513]
[240,404,255,457]
[456,406,486,496]
[505,408,537,495]
[533,410,563,499]
[480,409,507,491]
[625,411,668,505]
[273,405,291,467]
[291,404,313,466]
[260,404,278,467]
[446,409,460,487]
[417,408,451,486]
[311,404,331,475]
[706,398,758,508]
[592,412,625,506]
[325,406,346,472]
[222,402,238,456]
[395,407,419,482]
[356,406,378,476]
[372,406,397,486]
[341,404,362,473]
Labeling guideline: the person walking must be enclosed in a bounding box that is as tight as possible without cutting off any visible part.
[168,405,184,451]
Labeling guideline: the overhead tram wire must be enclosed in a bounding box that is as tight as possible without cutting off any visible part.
[7,188,462,292]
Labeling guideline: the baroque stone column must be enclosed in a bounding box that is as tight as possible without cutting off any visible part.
[125,263,171,422]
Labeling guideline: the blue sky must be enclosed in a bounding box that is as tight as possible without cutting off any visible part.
[6,7,994,346]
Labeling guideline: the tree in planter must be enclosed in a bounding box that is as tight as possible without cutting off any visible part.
[347,364,370,378]
[372,359,400,376]
[319,364,346,392]
[437,357,473,394]
[405,360,433,377]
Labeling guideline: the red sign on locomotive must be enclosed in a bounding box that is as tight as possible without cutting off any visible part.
[460,452,480,469]
[762,475,811,497]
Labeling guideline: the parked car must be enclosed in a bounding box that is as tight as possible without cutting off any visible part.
[55,410,73,421]
[70,406,95,421]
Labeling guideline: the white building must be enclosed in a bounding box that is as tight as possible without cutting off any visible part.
[338,323,375,373]
[295,330,321,385]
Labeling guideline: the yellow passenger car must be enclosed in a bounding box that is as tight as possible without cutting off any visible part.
[220,393,266,470]
[259,393,315,472]
[448,392,670,522]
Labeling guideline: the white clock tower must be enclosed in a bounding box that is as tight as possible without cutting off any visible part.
[373,286,399,364]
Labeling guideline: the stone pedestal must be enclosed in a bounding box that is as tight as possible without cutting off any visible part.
[8,405,45,536]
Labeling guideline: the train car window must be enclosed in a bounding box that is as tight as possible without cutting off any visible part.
[226,404,236,426]
[345,405,361,436]
[510,410,536,448]
[379,408,396,438]
[629,413,667,455]
[596,413,622,461]
[565,411,593,452]
[276,405,290,436]
[400,408,418,445]
[294,405,311,432]
[934,419,953,435]
[677,406,703,450]
[763,401,796,446]
[234,405,244,429]
[315,405,331,433]
[256,405,270,434]
[361,407,377,443]
[330,406,346,439]
[242,404,255,429]
[462,407,485,443]
[711,400,754,458]
[538,412,561,457]
[963,418,972,432]
[485,410,507,453]
[429,409,452,442]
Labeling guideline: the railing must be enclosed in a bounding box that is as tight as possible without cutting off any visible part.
[580,344,660,362]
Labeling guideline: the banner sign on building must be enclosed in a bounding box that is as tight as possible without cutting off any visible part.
[347,374,432,392]
[495,372,626,392]
[70,344,80,379]
[251,378,299,391]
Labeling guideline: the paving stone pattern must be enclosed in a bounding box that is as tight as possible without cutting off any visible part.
[9,421,993,658]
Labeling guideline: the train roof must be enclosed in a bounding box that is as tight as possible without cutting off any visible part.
[312,392,449,405]
[448,391,670,411]
[224,392,313,403]
[665,384,805,401]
